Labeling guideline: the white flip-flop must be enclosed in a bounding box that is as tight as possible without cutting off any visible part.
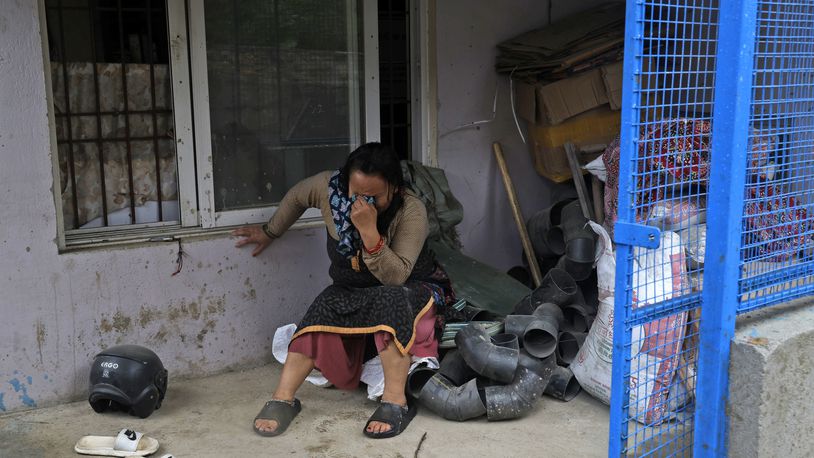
[74,429,160,457]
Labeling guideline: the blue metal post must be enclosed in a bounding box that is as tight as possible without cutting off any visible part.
[694,0,758,455]
[608,0,644,455]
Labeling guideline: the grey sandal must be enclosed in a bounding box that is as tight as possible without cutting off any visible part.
[253,399,302,437]
[363,399,418,439]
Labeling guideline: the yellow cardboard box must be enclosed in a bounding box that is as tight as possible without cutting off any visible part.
[527,104,620,182]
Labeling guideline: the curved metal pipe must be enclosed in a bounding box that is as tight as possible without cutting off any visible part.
[533,302,565,326]
[561,303,593,332]
[513,268,578,315]
[461,305,500,322]
[526,199,574,257]
[544,366,581,401]
[523,316,559,358]
[507,265,533,288]
[438,350,478,386]
[455,323,519,384]
[418,374,486,421]
[556,201,596,281]
[504,315,535,340]
[491,333,519,351]
[555,249,594,282]
[559,200,596,244]
[518,350,557,391]
[484,366,546,421]
[407,364,438,399]
[556,331,587,366]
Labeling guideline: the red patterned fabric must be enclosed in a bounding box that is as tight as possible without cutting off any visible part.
[603,121,783,242]
[643,119,712,185]
[602,137,621,238]
[602,136,666,238]
[744,185,810,261]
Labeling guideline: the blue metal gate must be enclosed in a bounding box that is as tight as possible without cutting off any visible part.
[609,0,814,456]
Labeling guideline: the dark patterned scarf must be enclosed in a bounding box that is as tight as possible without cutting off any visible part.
[328,170,374,258]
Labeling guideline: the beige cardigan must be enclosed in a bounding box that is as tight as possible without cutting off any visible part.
[265,171,429,286]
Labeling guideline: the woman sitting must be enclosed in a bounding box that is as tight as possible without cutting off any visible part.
[232,143,448,439]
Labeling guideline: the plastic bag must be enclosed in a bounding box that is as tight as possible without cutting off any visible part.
[646,197,706,231]
[571,223,688,425]
[361,355,439,401]
[681,224,706,268]
[584,155,607,183]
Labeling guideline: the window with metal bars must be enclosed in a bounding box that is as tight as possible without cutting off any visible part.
[46,0,178,231]
[43,0,379,246]
[378,0,411,161]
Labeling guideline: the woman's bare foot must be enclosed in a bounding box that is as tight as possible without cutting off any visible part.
[254,398,296,434]
[255,418,280,434]
[365,393,407,434]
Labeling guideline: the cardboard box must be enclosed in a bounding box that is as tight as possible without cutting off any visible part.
[516,68,609,126]
[527,104,621,183]
[601,61,623,110]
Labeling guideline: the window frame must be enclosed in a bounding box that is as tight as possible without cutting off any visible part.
[187,0,381,229]
[40,0,421,249]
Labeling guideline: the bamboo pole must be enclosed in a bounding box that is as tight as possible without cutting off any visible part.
[492,142,543,287]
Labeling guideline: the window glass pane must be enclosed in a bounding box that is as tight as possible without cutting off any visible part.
[204,0,365,212]
[47,1,181,230]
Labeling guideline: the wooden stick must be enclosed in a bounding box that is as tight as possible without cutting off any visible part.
[564,142,595,220]
[492,142,543,288]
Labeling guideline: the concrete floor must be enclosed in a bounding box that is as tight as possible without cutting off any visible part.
[0,363,609,457]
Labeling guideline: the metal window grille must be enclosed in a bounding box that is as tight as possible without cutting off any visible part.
[610,2,717,456]
[378,0,411,160]
[46,0,177,230]
[611,0,814,456]
[738,0,814,312]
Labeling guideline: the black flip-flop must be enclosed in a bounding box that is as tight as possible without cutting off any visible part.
[363,399,418,439]
[253,399,302,437]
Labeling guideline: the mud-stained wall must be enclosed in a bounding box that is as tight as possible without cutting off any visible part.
[435,0,610,270]
[0,0,330,413]
[0,0,612,413]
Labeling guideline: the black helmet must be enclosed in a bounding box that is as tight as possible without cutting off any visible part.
[88,345,168,418]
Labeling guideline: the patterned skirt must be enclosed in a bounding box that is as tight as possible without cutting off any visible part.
[291,234,448,355]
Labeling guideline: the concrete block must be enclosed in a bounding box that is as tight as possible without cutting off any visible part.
[729,297,814,457]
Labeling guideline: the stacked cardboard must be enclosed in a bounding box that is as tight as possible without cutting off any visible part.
[497,2,626,182]
[496,2,625,82]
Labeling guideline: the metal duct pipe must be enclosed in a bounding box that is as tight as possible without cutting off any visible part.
[555,247,594,281]
[491,333,519,351]
[461,305,500,322]
[507,265,533,288]
[534,302,564,325]
[518,350,557,391]
[555,251,594,282]
[407,364,438,399]
[561,303,593,332]
[523,315,559,358]
[544,366,581,401]
[418,374,486,421]
[559,200,596,245]
[438,350,478,386]
[513,268,579,315]
[526,199,574,257]
[504,315,535,341]
[484,367,547,421]
[556,201,597,281]
[455,323,519,384]
[556,331,587,366]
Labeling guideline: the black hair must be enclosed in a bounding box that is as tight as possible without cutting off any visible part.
[339,142,404,234]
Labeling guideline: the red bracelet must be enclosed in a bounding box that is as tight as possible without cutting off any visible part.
[365,235,385,255]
